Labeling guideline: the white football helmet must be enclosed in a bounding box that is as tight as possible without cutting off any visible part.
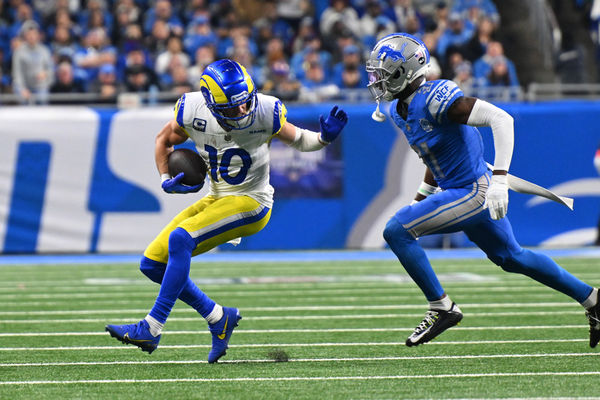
[366,33,431,101]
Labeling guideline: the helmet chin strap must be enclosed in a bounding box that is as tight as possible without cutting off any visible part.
[371,101,386,122]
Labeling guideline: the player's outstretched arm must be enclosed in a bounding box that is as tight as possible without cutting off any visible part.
[448,96,514,219]
[155,120,203,194]
[277,105,348,151]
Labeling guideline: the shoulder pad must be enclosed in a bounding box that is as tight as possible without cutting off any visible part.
[272,99,287,135]
[174,94,186,129]
[424,80,463,124]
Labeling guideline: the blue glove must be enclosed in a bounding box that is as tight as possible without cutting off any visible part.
[161,172,203,194]
[319,105,348,144]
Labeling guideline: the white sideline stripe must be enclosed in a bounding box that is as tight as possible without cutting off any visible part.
[0,311,586,324]
[0,353,596,367]
[0,339,588,351]
[0,302,582,316]
[2,371,600,385]
[0,325,587,337]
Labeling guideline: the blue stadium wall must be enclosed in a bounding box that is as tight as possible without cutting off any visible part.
[0,100,598,254]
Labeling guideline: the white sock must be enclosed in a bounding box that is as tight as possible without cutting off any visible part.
[429,295,453,311]
[206,304,224,325]
[144,315,163,337]
[582,288,599,309]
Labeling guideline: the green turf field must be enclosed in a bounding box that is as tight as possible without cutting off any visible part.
[1,255,599,399]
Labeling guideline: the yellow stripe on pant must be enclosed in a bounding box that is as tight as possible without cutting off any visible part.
[144,195,271,264]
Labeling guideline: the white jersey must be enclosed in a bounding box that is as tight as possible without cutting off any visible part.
[174,92,287,209]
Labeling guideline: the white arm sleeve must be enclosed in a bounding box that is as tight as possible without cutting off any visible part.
[467,99,514,172]
[288,127,327,152]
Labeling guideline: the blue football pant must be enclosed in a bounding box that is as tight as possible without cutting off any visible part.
[383,173,593,303]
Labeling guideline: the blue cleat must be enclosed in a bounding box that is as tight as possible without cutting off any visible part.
[105,319,160,354]
[208,307,242,363]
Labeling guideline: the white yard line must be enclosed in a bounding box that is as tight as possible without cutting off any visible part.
[0,302,582,316]
[1,292,564,308]
[0,352,596,367]
[0,338,588,351]
[0,325,587,337]
[2,371,600,385]
[0,310,586,324]
[0,285,574,300]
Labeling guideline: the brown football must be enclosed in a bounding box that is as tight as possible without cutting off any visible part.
[167,148,207,186]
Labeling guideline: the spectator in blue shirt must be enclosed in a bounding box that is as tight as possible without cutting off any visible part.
[451,0,499,26]
[473,41,518,85]
[332,44,368,88]
[183,15,217,58]
[436,11,474,62]
[291,34,332,81]
[7,2,41,40]
[479,55,519,88]
[142,0,183,36]
[77,0,113,38]
[73,27,116,83]
[90,62,123,103]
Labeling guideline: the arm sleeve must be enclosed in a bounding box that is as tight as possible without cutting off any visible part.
[288,127,327,152]
[467,99,514,171]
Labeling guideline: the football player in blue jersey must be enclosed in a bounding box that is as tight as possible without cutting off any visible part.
[366,33,600,347]
[105,59,347,362]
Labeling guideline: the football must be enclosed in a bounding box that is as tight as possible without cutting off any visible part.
[167,148,207,186]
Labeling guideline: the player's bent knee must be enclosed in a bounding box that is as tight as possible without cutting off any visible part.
[168,227,197,255]
[139,256,167,284]
[383,217,414,245]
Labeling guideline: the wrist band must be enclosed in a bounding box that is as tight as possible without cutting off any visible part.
[160,173,171,183]
[417,181,437,197]
[318,134,329,146]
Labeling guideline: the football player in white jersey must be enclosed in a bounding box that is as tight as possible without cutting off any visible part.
[106,59,348,362]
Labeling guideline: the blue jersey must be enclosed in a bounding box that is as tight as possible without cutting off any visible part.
[390,79,488,189]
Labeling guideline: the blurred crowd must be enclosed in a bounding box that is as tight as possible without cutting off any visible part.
[0,0,519,105]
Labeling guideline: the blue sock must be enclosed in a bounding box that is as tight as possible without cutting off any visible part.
[383,217,444,301]
[149,228,195,324]
[140,256,216,318]
[180,278,216,318]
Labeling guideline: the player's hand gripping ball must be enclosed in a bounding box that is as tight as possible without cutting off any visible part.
[162,148,207,194]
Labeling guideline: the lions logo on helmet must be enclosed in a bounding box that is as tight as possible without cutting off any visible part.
[366,33,431,102]
[199,60,258,130]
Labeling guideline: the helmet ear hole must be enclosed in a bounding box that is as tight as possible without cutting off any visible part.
[393,70,401,79]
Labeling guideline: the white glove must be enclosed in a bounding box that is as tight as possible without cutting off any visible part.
[484,174,509,220]
[594,152,600,175]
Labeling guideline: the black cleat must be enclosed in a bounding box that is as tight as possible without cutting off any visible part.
[585,291,600,348]
[406,303,463,347]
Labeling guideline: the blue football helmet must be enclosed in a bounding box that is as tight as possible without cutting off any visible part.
[199,59,258,130]
[366,33,431,101]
